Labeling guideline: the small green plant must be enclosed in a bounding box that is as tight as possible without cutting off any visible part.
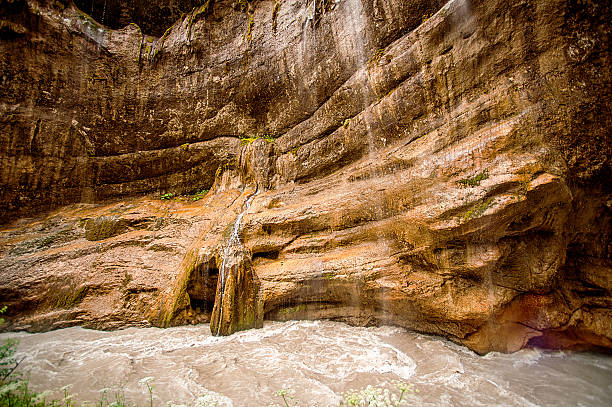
[0,381,43,407]
[462,197,494,223]
[341,381,416,406]
[121,272,132,287]
[138,377,154,407]
[241,51,249,71]
[192,189,209,201]
[239,136,256,145]
[274,388,299,407]
[60,384,74,407]
[36,231,63,249]
[342,118,350,128]
[458,170,489,187]
[0,306,21,383]
[161,193,175,200]
[0,374,169,407]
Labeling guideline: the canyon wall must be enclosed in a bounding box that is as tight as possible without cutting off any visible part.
[0,0,610,353]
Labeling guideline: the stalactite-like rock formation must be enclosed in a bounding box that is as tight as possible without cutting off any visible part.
[0,0,610,353]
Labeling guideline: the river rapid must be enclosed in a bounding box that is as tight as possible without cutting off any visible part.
[2,320,611,406]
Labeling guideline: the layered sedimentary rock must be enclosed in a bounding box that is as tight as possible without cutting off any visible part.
[0,0,610,353]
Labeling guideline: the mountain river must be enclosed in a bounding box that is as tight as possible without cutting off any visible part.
[2,320,611,406]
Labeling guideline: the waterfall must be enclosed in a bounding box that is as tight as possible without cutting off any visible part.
[215,187,259,335]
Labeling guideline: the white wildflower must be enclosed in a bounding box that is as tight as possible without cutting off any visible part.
[195,390,233,407]
[138,376,155,385]
[0,381,23,396]
[340,382,417,407]
[195,392,220,407]
[61,384,73,392]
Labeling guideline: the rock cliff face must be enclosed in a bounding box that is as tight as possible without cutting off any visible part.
[0,0,610,353]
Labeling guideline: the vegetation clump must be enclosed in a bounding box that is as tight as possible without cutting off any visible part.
[274,388,297,407]
[0,307,21,383]
[192,189,209,201]
[160,188,209,202]
[462,197,494,222]
[458,170,489,187]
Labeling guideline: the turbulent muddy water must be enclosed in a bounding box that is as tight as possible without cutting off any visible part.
[2,320,611,406]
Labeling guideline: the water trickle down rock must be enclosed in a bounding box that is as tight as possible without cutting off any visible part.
[210,189,263,336]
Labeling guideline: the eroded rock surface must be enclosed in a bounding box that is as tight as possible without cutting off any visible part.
[0,0,610,353]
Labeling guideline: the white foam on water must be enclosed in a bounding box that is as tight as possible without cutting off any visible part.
[2,320,611,406]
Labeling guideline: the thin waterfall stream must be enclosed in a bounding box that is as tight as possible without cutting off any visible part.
[214,187,260,336]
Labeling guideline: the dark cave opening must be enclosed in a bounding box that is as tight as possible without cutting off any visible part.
[252,250,280,261]
[186,259,218,316]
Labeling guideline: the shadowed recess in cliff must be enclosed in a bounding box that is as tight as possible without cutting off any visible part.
[185,257,218,321]
[73,0,204,36]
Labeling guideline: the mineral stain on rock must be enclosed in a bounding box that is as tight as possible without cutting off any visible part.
[0,0,610,354]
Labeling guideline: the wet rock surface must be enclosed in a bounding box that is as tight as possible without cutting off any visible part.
[0,0,610,353]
